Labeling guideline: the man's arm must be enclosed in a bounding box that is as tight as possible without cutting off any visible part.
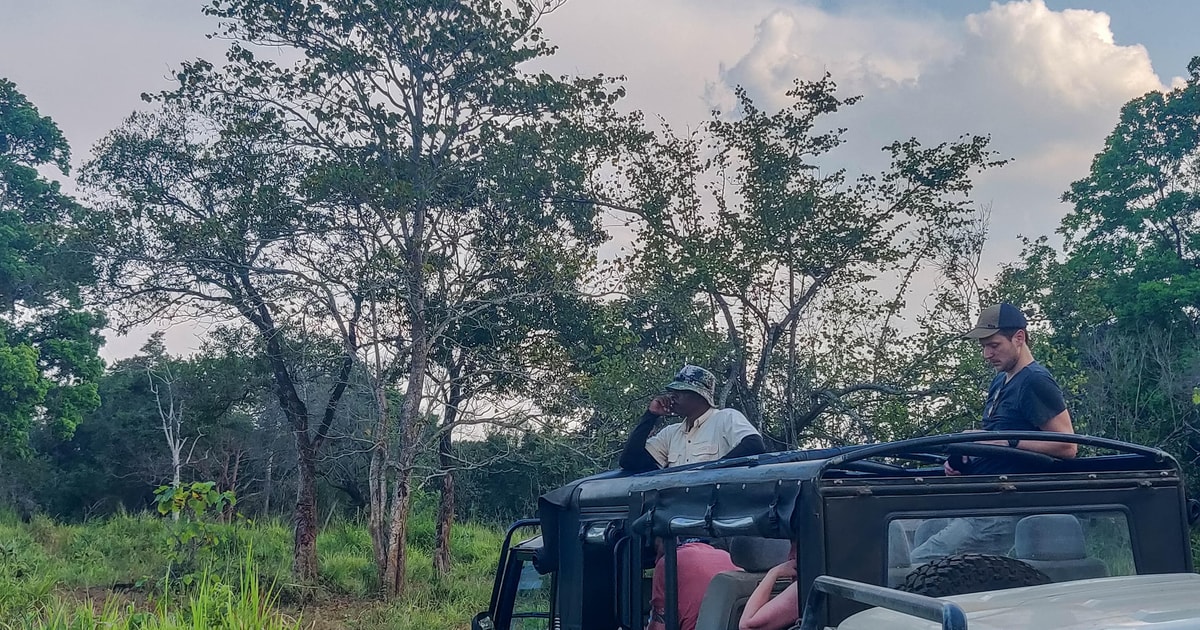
[977,410,1077,458]
[723,434,765,459]
[620,412,663,472]
[719,409,764,460]
[1013,409,1077,458]
[739,561,798,630]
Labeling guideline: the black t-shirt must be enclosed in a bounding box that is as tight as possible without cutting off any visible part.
[969,361,1067,475]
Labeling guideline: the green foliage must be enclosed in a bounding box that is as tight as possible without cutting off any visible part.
[0,78,105,456]
[451,433,605,524]
[153,482,237,580]
[153,482,236,521]
[4,332,271,522]
[0,338,47,453]
[7,551,300,630]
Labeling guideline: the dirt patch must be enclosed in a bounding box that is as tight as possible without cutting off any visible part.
[281,595,385,630]
[56,585,157,617]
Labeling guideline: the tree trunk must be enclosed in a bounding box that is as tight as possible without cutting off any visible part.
[263,449,273,518]
[434,363,463,577]
[383,458,416,597]
[368,368,390,591]
[240,285,321,585]
[434,430,454,576]
[383,306,429,598]
[293,445,319,584]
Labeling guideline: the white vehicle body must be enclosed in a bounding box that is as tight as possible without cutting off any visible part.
[836,573,1200,630]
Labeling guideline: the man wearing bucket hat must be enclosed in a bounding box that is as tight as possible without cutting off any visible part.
[619,365,764,472]
[911,302,1077,564]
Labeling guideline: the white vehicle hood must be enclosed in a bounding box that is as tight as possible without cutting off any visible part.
[837,574,1200,630]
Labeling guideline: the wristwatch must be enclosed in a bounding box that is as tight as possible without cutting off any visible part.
[1007,438,1020,448]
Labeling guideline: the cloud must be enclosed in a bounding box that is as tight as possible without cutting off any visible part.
[537,0,781,123]
[962,1,1163,110]
[709,4,958,111]
[705,0,1172,271]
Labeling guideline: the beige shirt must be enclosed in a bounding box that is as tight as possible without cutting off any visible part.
[645,408,760,468]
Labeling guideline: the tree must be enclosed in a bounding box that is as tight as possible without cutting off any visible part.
[81,105,355,582]
[18,329,268,520]
[0,78,105,458]
[603,77,1004,445]
[88,0,629,595]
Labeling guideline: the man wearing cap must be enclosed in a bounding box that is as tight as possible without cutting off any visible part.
[954,302,1077,473]
[620,365,765,472]
[911,303,1076,563]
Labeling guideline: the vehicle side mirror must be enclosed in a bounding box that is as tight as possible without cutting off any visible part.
[1187,499,1200,527]
[472,611,495,630]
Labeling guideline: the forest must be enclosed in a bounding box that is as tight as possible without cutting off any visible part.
[1,0,1198,627]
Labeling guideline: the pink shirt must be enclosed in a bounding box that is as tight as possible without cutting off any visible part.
[648,542,740,630]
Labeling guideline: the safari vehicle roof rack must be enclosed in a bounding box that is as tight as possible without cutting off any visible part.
[819,431,1177,474]
[680,430,1178,478]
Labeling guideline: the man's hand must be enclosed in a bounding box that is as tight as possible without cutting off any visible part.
[767,559,796,580]
[648,394,675,416]
[943,460,962,476]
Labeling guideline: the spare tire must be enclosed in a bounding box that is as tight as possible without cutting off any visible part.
[900,553,1050,597]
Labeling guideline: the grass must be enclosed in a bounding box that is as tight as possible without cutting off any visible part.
[0,505,505,629]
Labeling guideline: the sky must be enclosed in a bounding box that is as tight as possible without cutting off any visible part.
[1,0,1196,359]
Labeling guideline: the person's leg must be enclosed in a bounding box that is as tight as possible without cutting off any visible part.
[910,517,1016,564]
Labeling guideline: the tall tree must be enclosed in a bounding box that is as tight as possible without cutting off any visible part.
[0,78,104,458]
[82,106,352,582]
[88,0,629,595]
[605,77,1004,444]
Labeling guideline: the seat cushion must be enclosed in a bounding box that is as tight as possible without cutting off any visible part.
[695,571,763,630]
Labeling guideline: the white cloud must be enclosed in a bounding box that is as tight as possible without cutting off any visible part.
[709,5,958,111]
[537,0,779,123]
[962,1,1163,110]
[704,0,1172,274]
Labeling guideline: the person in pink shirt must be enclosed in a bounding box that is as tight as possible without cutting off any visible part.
[648,538,739,630]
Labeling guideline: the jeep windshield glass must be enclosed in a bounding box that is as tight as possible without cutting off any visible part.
[887,510,1134,590]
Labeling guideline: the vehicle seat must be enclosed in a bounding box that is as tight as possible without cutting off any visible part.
[695,537,791,630]
[1014,514,1107,582]
[913,517,951,549]
[887,521,913,587]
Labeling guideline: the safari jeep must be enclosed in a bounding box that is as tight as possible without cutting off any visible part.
[473,432,1199,630]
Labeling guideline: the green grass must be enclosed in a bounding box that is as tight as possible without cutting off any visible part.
[5,553,301,630]
[0,507,505,630]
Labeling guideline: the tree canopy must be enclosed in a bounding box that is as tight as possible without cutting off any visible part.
[0,78,104,457]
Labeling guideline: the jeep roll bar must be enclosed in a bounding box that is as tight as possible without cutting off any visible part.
[799,575,968,630]
[818,431,1178,477]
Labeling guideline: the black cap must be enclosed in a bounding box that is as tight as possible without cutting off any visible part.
[962,303,1028,339]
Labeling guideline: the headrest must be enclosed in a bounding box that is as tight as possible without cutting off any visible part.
[728,537,792,573]
[1015,514,1086,561]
